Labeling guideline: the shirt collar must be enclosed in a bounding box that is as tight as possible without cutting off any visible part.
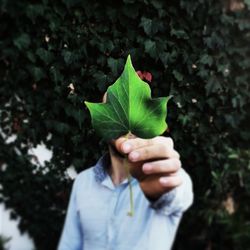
[93,153,137,189]
[93,153,111,183]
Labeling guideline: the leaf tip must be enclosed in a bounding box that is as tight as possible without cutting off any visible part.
[126,54,133,67]
[84,101,91,109]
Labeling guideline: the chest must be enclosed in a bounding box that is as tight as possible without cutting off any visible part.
[75,183,152,249]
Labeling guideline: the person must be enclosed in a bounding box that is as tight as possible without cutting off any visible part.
[58,134,193,250]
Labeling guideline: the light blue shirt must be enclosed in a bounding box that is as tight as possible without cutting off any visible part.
[58,154,193,250]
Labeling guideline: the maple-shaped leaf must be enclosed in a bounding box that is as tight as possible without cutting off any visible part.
[85,55,171,141]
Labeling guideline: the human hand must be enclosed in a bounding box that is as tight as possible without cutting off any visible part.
[115,136,182,200]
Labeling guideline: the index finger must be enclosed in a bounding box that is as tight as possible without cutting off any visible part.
[115,136,174,155]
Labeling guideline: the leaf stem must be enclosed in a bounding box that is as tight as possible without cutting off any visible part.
[125,132,134,216]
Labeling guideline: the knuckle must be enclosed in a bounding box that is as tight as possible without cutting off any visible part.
[177,153,180,159]
[166,137,174,148]
[159,164,166,173]
[163,144,170,157]
[142,147,150,158]
[175,150,180,159]
[167,159,180,172]
[147,138,153,146]
[115,137,126,152]
[174,158,182,169]
[134,138,149,149]
[145,147,151,157]
[153,136,165,145]
[161,143,170,156]
[166,178,175,187]
[133,139,140,149]
[170,177,182,187]
[131,138,142,149]
[157,137,175,150]
[130,138,137,146]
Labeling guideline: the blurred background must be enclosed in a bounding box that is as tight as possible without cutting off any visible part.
[0,0,249,249]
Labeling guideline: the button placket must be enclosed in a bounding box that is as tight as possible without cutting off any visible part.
[107,189,119,248]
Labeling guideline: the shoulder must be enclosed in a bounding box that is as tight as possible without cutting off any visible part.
[71,153,110,193]
[72,166,96,191]
[76,166,95,181]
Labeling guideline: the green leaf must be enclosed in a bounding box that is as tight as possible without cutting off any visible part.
[173,70,184,81]
[62,50,74,65]
[140,17,162,36]
[85,55,170,141]
[36,48,54,65]
[205,76,222,95]
[200,54,213,66]
[151,0,163,9]
[13,33,31,50]
[144,40,157,57]
[29,66,46,81]
[170,29,189,39]
[107,57,124,76]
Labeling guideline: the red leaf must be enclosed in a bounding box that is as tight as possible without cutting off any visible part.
[136,71,143,80]
[144,72,152,82]
[137,70,152,82]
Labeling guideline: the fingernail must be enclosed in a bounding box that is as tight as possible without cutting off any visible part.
[122,142,131,153]
[159,177,168,186]
[143,164,152,172]
[130,151,139,161]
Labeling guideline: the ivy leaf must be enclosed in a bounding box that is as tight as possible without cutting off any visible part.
[85,55,170,141]
[13,33,31,50]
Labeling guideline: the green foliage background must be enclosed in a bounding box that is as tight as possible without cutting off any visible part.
[0,0,249,249]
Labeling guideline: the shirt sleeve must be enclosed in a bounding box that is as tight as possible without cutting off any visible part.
[150,168,194,216]
[57,178,83,250]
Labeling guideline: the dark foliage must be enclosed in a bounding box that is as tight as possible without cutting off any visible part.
[0,0,250,249]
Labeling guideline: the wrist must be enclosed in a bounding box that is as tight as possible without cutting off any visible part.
[141,185,166,201]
